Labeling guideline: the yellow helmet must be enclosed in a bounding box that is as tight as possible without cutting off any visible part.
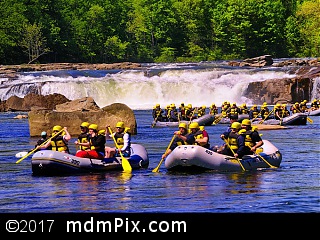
[178,122,187,129]
[189,122,199,129]
[251,126,258,131]
[239,129,246,134]
[231,122,241,130]
[98,129,106,135]
[242,119,251,126]
[88,124,98,131]
[116,121,125,128]
[156,103,160,107]
[276,103,281,108]
[80,121,90,128]
[202,105,206,109]
[52,125,62,132]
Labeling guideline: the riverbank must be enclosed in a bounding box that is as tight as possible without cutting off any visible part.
[0,62,142,78]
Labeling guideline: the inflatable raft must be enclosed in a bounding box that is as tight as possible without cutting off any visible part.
[252,113,308,125]
[165,140,282,172]
[307,108,320,116]
[151,114,214,127]
[31,143,149,176]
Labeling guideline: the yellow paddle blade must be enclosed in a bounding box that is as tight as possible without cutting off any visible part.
[120,154,132,172]
[107,126,132,172]
[152,135,176,173]
[307,117,313,124]
[152,158,164,173]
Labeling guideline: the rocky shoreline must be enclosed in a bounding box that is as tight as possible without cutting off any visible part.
[0,62,143,79]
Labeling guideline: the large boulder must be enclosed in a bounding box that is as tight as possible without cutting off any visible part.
[3,93,70,111]
[245,66,320,104]
[28,99,137,137]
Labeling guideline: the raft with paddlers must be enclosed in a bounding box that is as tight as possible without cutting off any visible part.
[31,143,149,176]
[164,140,282,172]
[151,113,214,128]
[307,108,320,116]
[251,112,308,125]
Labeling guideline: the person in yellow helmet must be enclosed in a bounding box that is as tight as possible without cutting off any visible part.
[105,121,131,158]
[290,102,301,114]
[162,122,189,160]
[74,121,90,153]
[75,123,106,160]
[37,125,71,153]
[217,121,242,156]
[274,103,283,120]
[183,122,210,148]
[152,103,165,122]
[240,119,263,155]
[168,103,179,122]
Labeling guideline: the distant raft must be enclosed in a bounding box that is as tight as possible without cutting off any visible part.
[307,108,320,116]
[165,140,282,172]
[251,113,308,125]
[151,114,214,127]
[31,143,149,176]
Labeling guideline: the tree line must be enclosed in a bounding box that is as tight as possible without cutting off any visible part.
[0,0,319,65]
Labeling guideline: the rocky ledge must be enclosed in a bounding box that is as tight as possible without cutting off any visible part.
[0,62,142,79]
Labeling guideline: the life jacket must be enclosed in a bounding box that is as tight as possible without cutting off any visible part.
[209,106,218,115]
[51,135,69,153]
[243,130,255,148]
[78,132,89,150]
[226,131,239,151]
[198,108,205,117]
[251,109,260,118]
[193,130,210,148]
[179,106,186,119]
[240,107,248,114]
[114,131,131,152]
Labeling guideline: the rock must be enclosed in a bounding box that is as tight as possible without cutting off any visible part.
[28,101,137,136]
[55,97,100,112]
[0,62,142,79]
[245,66,320,104]
[4,93,70,112]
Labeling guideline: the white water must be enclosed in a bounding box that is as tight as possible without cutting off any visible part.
[1,62,319,110]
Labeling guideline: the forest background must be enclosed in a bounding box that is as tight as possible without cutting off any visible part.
[0,0,319,65]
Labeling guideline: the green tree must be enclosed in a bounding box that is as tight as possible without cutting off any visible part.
[20,23,50,64]
[0,0,28,64]
[295,0,320,57]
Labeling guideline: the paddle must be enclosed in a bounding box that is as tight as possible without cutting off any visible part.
[151,111,161,128]
[258,109,273,124]
[222,137,246,171]
[152,135,176,173]
[255,151,277,168]
[107,126,132,172]
[295,108,313,124]
[15,129,63,164]
[213,106,231,125]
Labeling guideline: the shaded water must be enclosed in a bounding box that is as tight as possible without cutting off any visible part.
[0,110,319,213]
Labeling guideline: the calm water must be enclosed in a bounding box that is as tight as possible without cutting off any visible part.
[0,110,319,213]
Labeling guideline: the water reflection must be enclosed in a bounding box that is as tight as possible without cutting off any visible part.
[223,171,264,194]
